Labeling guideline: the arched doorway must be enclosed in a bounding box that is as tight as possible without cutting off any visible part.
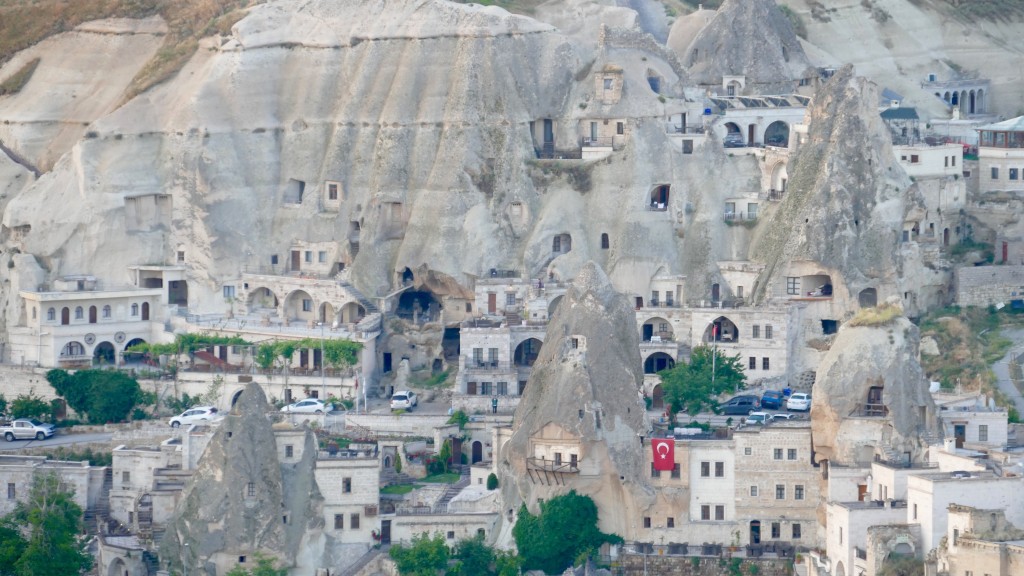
[340,302,366,324]
[764,121,790,147]
[835,561,846,576]
[401,267,414,284]
[89,306,97,324]
[107,557,127,576]
[472,441,483,464]
[514,338,543,367]
[969,90,976,114]
[547,295,563,318]
[770,162,788,194]
[319,302,335,325]
[123,339,146,364]
[141,302,150,321]
[943,227,950,246]
[650,185,670,210]
[859,288,877,308]
[704,316,739,343]
[61,307,70,325]
[60,341,85,359]
[552,233,572,254]
[232,389,244,406]
[651,384,664,409]
[641,317,673,342]
[644,352,675,374]
[397,290,439,322]
[724,122,741,135]
[284,290,315,322]
[93,342,115,365]
[711,283,720,302]
[749,520,761,544]
[248,287,279,312]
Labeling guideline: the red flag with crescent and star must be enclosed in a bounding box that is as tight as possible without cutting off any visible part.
[652,438,675,471]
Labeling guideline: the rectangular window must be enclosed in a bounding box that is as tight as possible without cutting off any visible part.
[122,471,130,484]
[786,277,799,295]
[334,514,343,529]
[840,527,843,545]
[715,506,725,521]
[304,251,312,263]
[715,462,724,477]
[497,382,508,395]
[701,505,710,520]
[650,463,661,479]
[555,453,562,466]
[223,285,236,299]
[643,517,651,528]
[473,348,483,364]
[343,478,352,493]
[7,483,14,500]
[744,447,752,456]
[1012,168,1020,181]
[765,325,773,339]
[671,464,681,479]
[773,448,783,460]
[910,154,920,164]
[992,167,1000,179]
[327,183,339,200]
[701,461,710,477]
[795,485,804,500]
[177,250,185,263]
[488,348,498,363]
[447,531,455,539]
[788,449,797,460]
[350,514,360,529]
[667,517,675,528]
[271,254,279,265]
[318,251,327,263]
[481,382,493,395]
[763,357,770,370]
[913,503,918,520]
[752,325,760,339]
[506,292,515,306]
[771,522,781,539]
[285,445,294,458]
[776,484,785,499]
[945,156,949,167]
[604,78,613,90]
[302,299,313,312]
[683,140,694,154]
[247,482,256,497]
[617,122,624,135]
[793,524,802,539]
[750,485,758,497]
[749,356,757,370]
[979,424,988,442]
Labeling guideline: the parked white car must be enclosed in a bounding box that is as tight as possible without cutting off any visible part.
[786,393,812,412]
[281,398,333,414]
[390,391,418,411]
[169,406,221,428]
[745,412,773,425]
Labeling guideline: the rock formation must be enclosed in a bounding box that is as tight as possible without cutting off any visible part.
[498,262,652,539]
[674,0,812,93]
[161,382,322,575]
[810,315,939,466]
[751,64,911,308]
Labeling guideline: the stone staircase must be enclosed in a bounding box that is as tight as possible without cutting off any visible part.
[343,545,389,576]
[432,468,471,513]
[379,469,415,485]
[338,280,380,313]
[84,467,114,536]
[142,550,160,576]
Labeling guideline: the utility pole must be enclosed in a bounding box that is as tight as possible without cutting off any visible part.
[319,321,326,402]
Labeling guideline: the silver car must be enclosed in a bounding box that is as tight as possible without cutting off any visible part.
[169,406,221,428]
[281,398,333,414]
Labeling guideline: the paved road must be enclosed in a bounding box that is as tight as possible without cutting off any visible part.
[0,432,113,451]
[992,328,1024,414]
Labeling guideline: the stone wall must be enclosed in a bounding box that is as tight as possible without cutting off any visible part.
[955,265,1024,307]
[346,414,449,438]
[618,555,794,576]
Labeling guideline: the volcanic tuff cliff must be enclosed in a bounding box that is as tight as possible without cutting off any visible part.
[498,262,653,539]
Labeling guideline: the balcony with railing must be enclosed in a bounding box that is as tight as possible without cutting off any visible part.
[724,211,758,223]
[462,358,513,373]
[764,189,785,201]
[852,403,889,418]
[665,124,706,135]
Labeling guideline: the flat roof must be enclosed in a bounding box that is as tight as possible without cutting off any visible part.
[978,116,1024,132]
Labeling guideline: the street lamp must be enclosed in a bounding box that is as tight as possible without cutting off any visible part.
[318,321,326,402]
[704,320,718,384]
[183,542,189,576]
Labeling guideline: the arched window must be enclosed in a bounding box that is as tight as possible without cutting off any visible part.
[102,305,111,318]
[601,233,610,250]
[47,308,55,321]
[74,306,84,320]
[131,303,139,316]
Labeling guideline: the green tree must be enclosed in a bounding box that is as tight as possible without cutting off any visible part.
[451,535,494,576]
[46,370,143,424]
[0,393,8,416]
[0,517,26,576]
[486,473,499,490]
[9,391,51,420]
[389,532,450,576]
[223,553,288,576]
[1,472,92,576]
[512,490,622,574]
[658,345,747,415]
[446,409,469,430]
[494,550,523,576]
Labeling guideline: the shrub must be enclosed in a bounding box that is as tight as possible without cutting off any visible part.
[9,390,52,420]
[46,369,144,424]
[487,473,499,490]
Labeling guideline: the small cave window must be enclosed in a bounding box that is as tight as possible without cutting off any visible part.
[821,320,838,335]
[246,482,255,497]
[601,233,609,250]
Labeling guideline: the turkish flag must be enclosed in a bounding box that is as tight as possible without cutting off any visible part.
[652,438,675,471]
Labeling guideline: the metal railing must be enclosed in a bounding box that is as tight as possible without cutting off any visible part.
[765,189,785,201]
[724,212,758,222]
[581,136,614,147]
[665,125,706,134]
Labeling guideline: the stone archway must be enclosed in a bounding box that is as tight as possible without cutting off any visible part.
[472,441,483,464]
[247,287,279,312]
[319,302,335,325]
[651,384,664,409]
[107,557,127,576]
[644,352,675,374]
[93,341,116,365]
[764,120,790,147]
[284,289,315,322]
[340,301,366,324]
[858,288,877,308]
[514,338,543,367]
[547,295,563,318]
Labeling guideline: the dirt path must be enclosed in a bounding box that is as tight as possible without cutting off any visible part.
[991,328,1024,414]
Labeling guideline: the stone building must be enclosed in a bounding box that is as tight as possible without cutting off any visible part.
[0,455,106,517]
[955,265,1024,307]
[940,505,1024,576]
[977,116,1024,194]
